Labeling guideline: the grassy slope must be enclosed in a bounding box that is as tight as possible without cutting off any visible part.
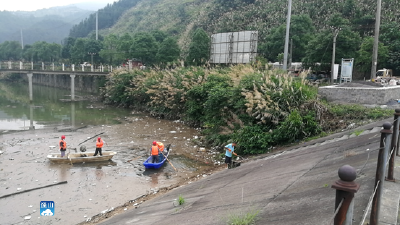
[101,0,211,53]
[101,0,400,49]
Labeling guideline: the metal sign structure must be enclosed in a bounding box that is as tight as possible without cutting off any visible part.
[340,58,354,83]
[210,31,258,64]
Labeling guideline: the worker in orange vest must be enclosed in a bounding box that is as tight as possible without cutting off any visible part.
[150,141,160,163]
[94,137,104,156]
[157,142,165,161]
[59,135,67,157]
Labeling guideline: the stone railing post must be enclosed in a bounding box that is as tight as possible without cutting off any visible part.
[388,109,400,181]
[370,122,392,225]
[332,165,360,225]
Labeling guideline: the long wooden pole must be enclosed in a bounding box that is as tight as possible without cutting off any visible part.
[0,181,68,199]
[161,152,177,172]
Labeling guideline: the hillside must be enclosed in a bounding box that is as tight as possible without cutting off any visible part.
[98,0,400,57]
[0,6,93,45]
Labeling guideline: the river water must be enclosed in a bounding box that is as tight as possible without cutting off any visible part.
[0,81,220,224]
[0,81,132,132]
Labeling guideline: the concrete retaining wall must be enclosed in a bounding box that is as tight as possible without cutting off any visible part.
[318,85,400,104]
[21,73,105,94]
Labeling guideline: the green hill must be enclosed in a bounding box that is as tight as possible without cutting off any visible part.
[94,0,399,61]
[0,6,92,45]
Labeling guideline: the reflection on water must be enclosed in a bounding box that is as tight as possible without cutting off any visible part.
[0,81,131,131]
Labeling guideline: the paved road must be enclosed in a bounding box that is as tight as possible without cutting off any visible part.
[97,120,400,225]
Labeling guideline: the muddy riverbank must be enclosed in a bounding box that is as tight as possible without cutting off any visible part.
[0,112,223,225]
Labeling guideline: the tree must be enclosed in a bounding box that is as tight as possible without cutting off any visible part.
[130,32,158,65]
[99,34,119,65]
[380,22,400,74]
[61,37,76,61]
[187,28,210,66]
[116,33,133,63]
[0,41,22,60]
[85,39,103,64]
[28,41,61,62]
[70,38,87,64]
[356,37,388,76]
[23,44,34,61]
[303,14,361,69]
[261,14,315,62]
[151,30,167,43]
[156,37,180,65]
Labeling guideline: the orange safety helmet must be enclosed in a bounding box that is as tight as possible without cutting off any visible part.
[153,141,157,145]
[61,135,65,139]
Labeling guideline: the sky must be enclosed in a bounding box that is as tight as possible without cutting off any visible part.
[0,0,117,11]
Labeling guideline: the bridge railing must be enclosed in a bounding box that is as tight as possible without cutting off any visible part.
[330,109,400,225]
[0,61,125,73]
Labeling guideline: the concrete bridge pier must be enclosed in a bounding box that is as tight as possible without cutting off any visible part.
[42,62,44,70]
[8,61,11,69]
[31,62,33,70]
[70,74,76,100]
[72,64,75,71]
[27,73,33,102]
[62,64,65,71]
[52,63,54,71]
[20,61,22,70]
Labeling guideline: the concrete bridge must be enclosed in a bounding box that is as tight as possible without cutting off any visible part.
[0,60,128,100]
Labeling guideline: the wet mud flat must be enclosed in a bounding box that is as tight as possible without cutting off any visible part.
[0,113,222,225]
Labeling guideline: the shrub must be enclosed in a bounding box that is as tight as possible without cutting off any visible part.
[178,195,185,205]
[232,125,273,155]
[273,110,321,144]
[226,210,259,225]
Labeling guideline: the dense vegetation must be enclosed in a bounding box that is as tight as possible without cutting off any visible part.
[101,65,392,154]
[0,28,208,68]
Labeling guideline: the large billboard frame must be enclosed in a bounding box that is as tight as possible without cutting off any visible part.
[210,31,258,64]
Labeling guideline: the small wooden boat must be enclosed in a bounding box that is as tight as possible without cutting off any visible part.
[47,151,117,163]
[143,146,171,169]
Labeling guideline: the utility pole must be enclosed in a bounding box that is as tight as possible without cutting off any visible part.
[289,38,293,67]
[88,52,96,66]
[331,28,340,84]
[20,29,24,49]
[371,0,382,80]
[283,0,292,70]
[96,12,98,41]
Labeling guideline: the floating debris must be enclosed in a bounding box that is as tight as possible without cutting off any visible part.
[24,216,31,220]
